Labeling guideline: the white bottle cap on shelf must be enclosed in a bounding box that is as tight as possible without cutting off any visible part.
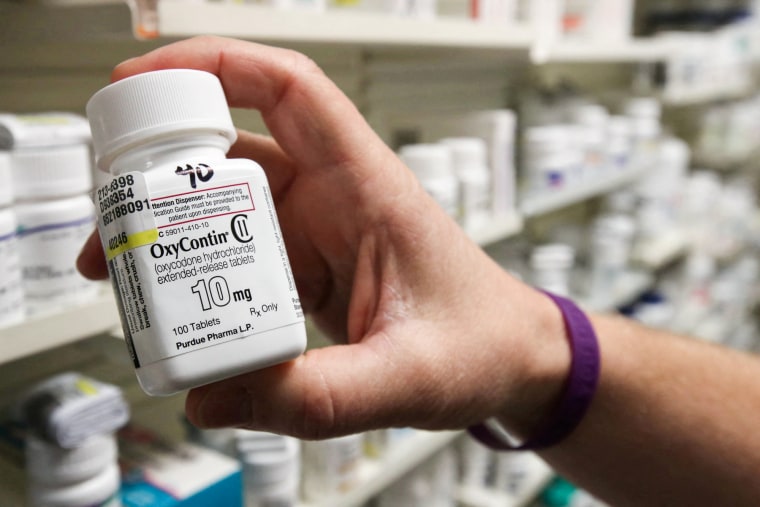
[607,115,633,138]
[86,69,237,172]
[523,125,571,151]
[26,433,118,486]
[570,103,608,128]
[624,97,661,119]
[530,243,575,270]
[439,137,488,174]
[241,444,299,487]
[0,112,91,150]
[398,143,454,180]
[0,152,12,206]
[29,462,120,507]
[659,137,690,167]
[11,144,93,199]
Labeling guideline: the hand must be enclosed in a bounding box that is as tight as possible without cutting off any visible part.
[77,36,568,439]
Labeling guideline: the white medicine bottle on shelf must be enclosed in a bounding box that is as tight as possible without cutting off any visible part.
[26,433,121,507]
[439,137,491,233]
[530,243,575,298]
[10,140,98,316]
[86,69,306,396]
[398,143,459,221]
[0,152,24,327]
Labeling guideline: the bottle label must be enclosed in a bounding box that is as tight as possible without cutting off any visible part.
[96,168,303,368]
[17,210,97,314]
[0,228,24,324]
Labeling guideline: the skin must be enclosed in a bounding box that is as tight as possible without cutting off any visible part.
[78,36,760,506]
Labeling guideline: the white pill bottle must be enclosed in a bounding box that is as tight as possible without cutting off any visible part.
[0,153,24,326]
[86,69,307,396]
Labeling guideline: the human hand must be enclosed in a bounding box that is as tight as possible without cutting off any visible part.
[77,36,568,440]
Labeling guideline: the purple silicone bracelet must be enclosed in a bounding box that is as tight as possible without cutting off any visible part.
[468,291,600,451]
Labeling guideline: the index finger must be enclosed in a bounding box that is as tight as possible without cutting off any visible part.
[111,36,388,182]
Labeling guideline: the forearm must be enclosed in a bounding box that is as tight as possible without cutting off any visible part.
[505,312,760,506]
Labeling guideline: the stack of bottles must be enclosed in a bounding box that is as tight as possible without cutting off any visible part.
[398,137,492,234]
[17,372,130,507]
[520,95,663,200]
[391,108,517,231]
[0,112,99,327]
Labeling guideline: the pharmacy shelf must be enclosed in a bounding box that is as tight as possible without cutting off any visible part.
[631,227,689,270]
[457,463,554,507]
[301,430,463,507]
[469,212,524,247]
[0,289,119,366]
[519,167,647,218]
[532,37,674,64]
[158,1,533,50]
[661,82,755,107]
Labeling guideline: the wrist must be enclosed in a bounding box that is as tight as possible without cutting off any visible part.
[495,288,572,440]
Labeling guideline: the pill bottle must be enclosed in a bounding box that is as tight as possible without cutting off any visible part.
[624,97,661,171]
[398,143,459,221]
[530,243,575,298]
[588,214,636,305]
[605,115,633,171]
[86,69,306,396]
[301,433,362,501]
[569,103,608,179]
[26,433,121,507]
[236,431,300,507]
[439,137,491,233]
[11,143,98,316]
[523,126,582,195]
[0,152,24,327]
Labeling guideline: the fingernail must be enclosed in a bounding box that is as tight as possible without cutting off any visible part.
[193,386,252,428]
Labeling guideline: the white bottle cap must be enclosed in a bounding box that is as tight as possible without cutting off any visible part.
[240,436,299,487]
[624,97,661,119]
[607,115,633,138]
[439,137,488,173]
[0,112,91,150]
[659,137,690,168]
[570,103,608,128]
[11,144,93,199]
[523,125,572,154]
[26,433,118,486]
[398,143,454,180]
[0,152,12,206]
[530,243,575,270]
[86,69,237,172]
[29,462,120,507]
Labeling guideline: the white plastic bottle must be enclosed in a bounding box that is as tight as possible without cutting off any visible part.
[522,125,583,195]
[530,243,575,298]
[86,69,307,396]
[398,143,459,221]
[11,143,98,316]
[624,97,662,171]
[300,433,362,501]
[439,137,492,233]
[26,433,121,507]
[236,431,301,507]
[0,152,24,326]
[588,214,636,305]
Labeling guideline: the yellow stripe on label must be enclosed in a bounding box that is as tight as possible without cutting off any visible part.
[75,377,99,396]
[106,229,159,261]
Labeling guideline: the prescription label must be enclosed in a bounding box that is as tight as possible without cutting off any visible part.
[96,164,303,368]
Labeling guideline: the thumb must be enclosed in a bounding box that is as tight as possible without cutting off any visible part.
[185,339,416,439]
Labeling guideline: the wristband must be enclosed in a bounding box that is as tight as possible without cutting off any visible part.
[468,291,600,451]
